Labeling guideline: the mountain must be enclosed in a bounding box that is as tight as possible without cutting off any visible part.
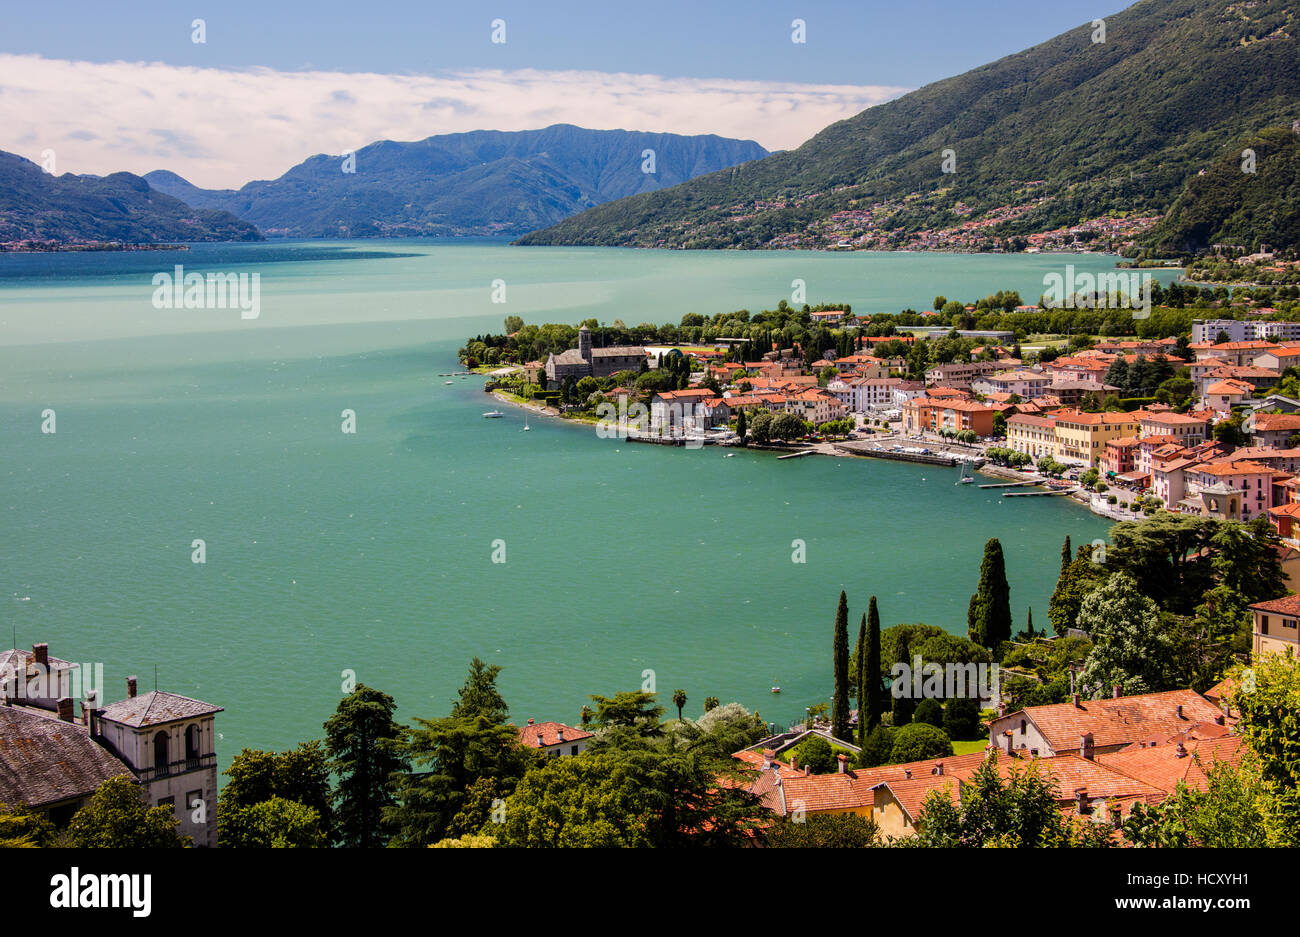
[145,125,768,238]
[1147,125,1300,254]
[0,152,262,244]
[516,0,1300,251]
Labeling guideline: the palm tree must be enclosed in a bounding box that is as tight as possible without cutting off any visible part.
[672,689,687,721]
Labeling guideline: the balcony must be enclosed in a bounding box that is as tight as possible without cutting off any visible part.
[136,752,216,782]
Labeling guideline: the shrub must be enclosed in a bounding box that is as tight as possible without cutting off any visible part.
[943,697,982,740]
[792,736,837,774]
[856,726,897,768]
[889,723,953,763]
[1096,482,1108,493]
[914,698,944,728]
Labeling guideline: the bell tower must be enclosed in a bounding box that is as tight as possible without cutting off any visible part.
[578,325,592,363]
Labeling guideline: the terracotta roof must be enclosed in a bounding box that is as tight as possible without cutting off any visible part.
[1097,736,1245,795]
[98,690,223,728]
[1252,413,1300,431]
[1248,593,1300,616]
[0,706,133,808]
[516,721,593,748]
[1007,690,1223,752]
[0,648,78,675]
[1195,460,1281,478]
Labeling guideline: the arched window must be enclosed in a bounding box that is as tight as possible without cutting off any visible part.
[185,724,200,762]
[153,730,169,775]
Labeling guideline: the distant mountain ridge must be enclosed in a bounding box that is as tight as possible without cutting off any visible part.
[516,0,1300,251]
[145,125,768,238]
[0,151,261,244]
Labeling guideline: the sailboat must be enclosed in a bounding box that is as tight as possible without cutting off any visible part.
[523,415,530,431]
[956,461,974,485]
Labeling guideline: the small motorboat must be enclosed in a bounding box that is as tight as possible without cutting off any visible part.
[770,686,781,694]
[482,410,504,419]
[523,416,530,431]
[444,381,454,385]
[723,452,736,458]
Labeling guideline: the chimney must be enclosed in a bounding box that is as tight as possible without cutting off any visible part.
[1215,714,1225,726]
[1072,693,1081,708]
[1079,732,1095,760]
[762,748,775,770]
[904,769,912,780]
[1075,787,1089,814]
[56,697,73,722]
[33,643,48,667]
[996,701,1007,717]
[790,754,799,772]
[127,675,138,699]
[932,762,944,776]
[527,718,535,725]
[557,728,565,742]
[1176,742,1188,759]
[1176,704,1184,719]
[536,732,543,747]
[836,754,848,774]
[1112,684,1121,699]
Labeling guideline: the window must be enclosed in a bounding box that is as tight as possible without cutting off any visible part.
[158,796,175,808]
[570,745,579,756]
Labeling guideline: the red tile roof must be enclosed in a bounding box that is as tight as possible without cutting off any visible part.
[516,721,593,748]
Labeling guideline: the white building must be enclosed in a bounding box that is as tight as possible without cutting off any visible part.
[517,719,593,758]
[1191,319,1300,344]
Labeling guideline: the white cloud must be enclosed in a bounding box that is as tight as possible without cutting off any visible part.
[0,54,907,188]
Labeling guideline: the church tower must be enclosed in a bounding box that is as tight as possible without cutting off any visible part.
[578,325,592,363]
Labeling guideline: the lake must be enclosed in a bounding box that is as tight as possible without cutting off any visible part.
[0,240,1141,755]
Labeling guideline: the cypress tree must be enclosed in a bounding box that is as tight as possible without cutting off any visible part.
[1060,536,1072,577]
[832,590,850,742]
[854,613,867,747]
[1026,606,1035,639]
[967,538,1012,651]
[866,596,883,733]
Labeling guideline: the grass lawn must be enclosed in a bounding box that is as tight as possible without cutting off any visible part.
[951,738,989,755]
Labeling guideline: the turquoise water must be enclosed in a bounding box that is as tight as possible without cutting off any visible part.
[0,241,1127,757]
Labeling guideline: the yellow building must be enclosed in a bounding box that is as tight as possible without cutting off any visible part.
[1006,413,1059,460]
[1247,594,1300,657]
[1051,409,1140,467]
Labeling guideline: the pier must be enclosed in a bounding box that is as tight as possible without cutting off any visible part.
[1003,486,1080,497]
[832,443,962,467]
[978,480,1038,489]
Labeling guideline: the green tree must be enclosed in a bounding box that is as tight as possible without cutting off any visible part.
[220,796,327,848]
[914,698,944,728]
[1049,546,1108,635]
[218,742,335,846]
[503,315,524,334]
[1123,754,1287,847]
[943,697,982,740]
[854,612,868,746]
[0,802,55,847]
[672,689,688,722]
[1076,572,1168,694]
[967,538,1012,650]
[889,723,953,763]
[703,696,720,712]
[865,597,884,734]
[493,749,763,848]
[792,735,838,774]
[832,591,851,741]
[59,775,190,848]
[325,684,409,848]
[764,812,880,847]
[1228,655,1300,836]
[912,753,1113,848]
[857,725,897,768]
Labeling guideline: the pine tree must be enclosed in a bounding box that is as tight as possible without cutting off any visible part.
[967,538,1012,651]
[832,590,850,742]
[866,596,883,734]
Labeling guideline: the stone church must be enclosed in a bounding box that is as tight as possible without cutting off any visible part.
[543,326,646,386]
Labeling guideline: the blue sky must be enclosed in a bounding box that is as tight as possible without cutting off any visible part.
[5,0,1121,88]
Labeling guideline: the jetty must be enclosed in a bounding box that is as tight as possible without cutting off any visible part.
[777,449,816,460]
[978,480,1037,490]
[1003,486,1080,497]
[832,443,962,467]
